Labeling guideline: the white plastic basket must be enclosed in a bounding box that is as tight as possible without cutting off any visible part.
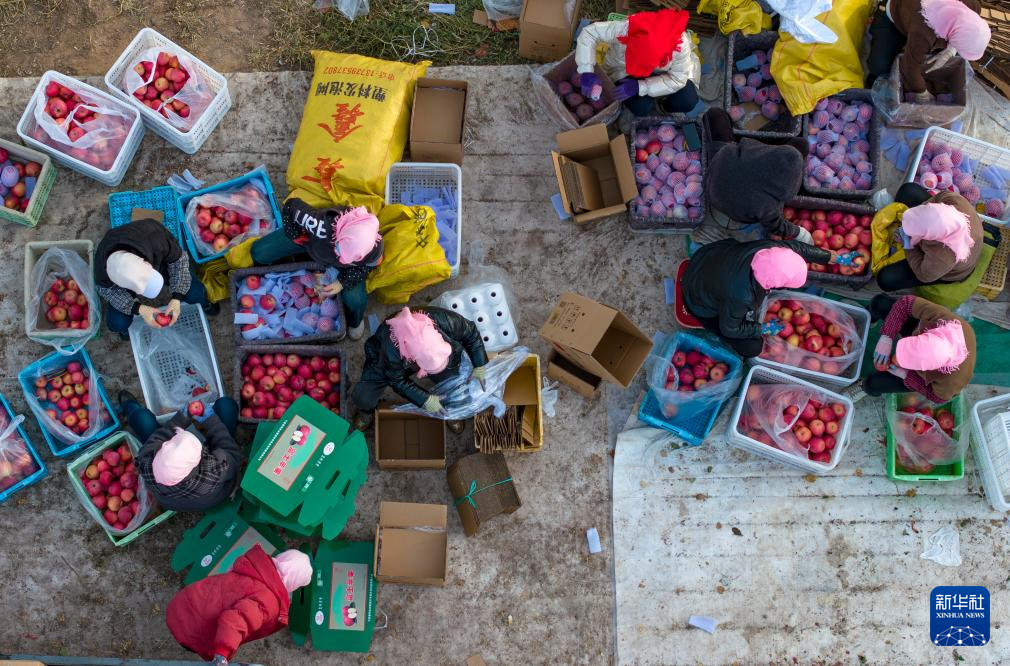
[128,303,224,419]
[104,28,231,155]
[969,393,1010,511]
[726,366,854,474]
[385,162,462,277]
[430,282,518,352]
[751,292,871,388]
[903,126,1010,226]
[16,71,144,187]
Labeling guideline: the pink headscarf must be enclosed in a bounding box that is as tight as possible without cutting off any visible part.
[333,207,381,265]
[901,202,975,263]
[387,307,452,378]
[152,428,202,486]
[272,549,313,593]
[895,320,969,374]
[751,247,809,290]
[921,0,991,61]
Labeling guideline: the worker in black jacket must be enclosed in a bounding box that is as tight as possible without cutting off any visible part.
[250,198,384,341]
[352,306,488,432]
[682,239,857,357]
[94,218,217,338]
[703,108,812,243]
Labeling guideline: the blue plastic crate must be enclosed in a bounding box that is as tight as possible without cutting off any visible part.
[178,166,283,264]
[107,185,186,246]
[18,348,120,458]
[639,332,744,445]
[0,393,48,504]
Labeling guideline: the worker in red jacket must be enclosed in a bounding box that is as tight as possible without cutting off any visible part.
[166,545,312,664]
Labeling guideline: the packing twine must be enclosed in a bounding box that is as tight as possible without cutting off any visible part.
[454,477,514,508]
[389,25,442,60]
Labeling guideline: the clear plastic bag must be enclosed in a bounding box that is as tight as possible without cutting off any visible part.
[122,46,216,132]
[531,60,623,131]
[646,333,743,422]
[888,397,965,473]
[136,324,220,415]
[870,57,968,129]
[183,179,275,256]
[393,346,531,421]
[24,356,111,448]
[313,0,370,20]
[758,291,862,377]
[0,413,40,490]
[746,384,832,457]
[71,438,154,536]
[26,246,100,355]
[482,0,522,20]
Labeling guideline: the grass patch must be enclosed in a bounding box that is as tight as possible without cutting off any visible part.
[255,0,614,70]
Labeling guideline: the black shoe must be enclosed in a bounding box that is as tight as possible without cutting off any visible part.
[447,420,466,435]
[118,330,130,341]
[117,390,140,418]
[203,302,221,316]
[353,412,374,431]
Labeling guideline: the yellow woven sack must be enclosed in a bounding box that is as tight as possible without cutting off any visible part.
[366,204,451,304]
[286,52,430,213]
[770,0,874,116]
[870,202,908,274]
[697,0,772,35]
[196,237,258,303]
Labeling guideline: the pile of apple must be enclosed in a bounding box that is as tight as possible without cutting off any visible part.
[0,414,41,494]
[129,52,194,120]
[761,298,855,375]
[893,394,957,474]
[783,207,872,277]
[31,360,111,438]
[41,276,90,330]
[191,184,271,255]
[32,80,133,170]
[554,71,609,123]
[78,442,147,531]
[739,385,848,464]
[0,148,42,214]
[238,274,340,340]
[239,352,342,420]
[659,349,731,418]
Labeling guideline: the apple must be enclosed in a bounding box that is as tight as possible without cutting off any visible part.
[187,401,204,418]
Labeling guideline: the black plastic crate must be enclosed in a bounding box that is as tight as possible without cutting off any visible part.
[724,30,802,140]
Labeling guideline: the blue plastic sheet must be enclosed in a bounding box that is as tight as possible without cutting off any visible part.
[396,185,458,265]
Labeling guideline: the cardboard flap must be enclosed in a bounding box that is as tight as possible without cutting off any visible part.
[504,363,539,406]
[550,150,572,215]
[609,134,638,202]
[412,79,467,145]
[379,501,448,529]
[539,291,617,353]
[522,0,568,26]
[556,123,610,155]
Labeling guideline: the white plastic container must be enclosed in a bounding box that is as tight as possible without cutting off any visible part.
[129,303,224,421]
[17,71,144,187]
[104,28,231,155]
[430,282,518,352]
[385,162,463,277]
[726,366,854,474]
[751,292,871,388]
[969,393,1010,511]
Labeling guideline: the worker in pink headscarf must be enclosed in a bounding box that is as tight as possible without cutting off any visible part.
[251,199,384,341]
[864,294,975,402]
[866,0,990,100]
[351,306,489,432]
[681,239,855,358]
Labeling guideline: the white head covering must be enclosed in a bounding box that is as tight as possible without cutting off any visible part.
[151,428,202,486]
[106,251,164,299]
[272,550,313,593]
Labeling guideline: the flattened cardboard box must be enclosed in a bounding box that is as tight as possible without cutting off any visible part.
[540,291,653,387]
[410,78,467,165]
[475,354,544,452]
[551,124,637,224]
[374,406,447,469]
[447,452,521,536]
[547,349,601,398]
[519,0,583,62]
[374,501,448,586]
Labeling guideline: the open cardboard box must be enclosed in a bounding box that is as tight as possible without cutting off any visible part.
[374,501,447,586]
[410,78,467,165]
[476,354,544,452]
[374,406,447,470]
[540,291,652,389]
[547,349,603,398]
[519,0,582,62]
[551,124,637,224]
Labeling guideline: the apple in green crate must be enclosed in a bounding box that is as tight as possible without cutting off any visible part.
[79,441,143,531]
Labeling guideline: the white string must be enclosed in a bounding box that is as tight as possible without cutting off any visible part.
[389,25,443,60]
[375,608,389,630]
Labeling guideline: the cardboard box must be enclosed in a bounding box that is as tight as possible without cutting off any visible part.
[447,453,521,536]
[540,291,652,387]
[131,207,164,223]
[519,0,582,62]
[551,124,637,224]
[374,407,447,470]
[547,349,602,398]
[374,501,448,586]
[475,354,544,452]
[410,78,467,165]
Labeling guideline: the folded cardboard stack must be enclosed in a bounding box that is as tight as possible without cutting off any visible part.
[474,353,543,452]
[447,452,521,536]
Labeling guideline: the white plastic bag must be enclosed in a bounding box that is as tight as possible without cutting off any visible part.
[27,247,100,355]
[763,0,836,44]
[0,413,40,492]
[482,0,522,20]
[136,323,220,415]
[183,179,275,257]
[71,438,154,536]
[122,46,216,131]
[393,346,531,421]
[24,355,111,449]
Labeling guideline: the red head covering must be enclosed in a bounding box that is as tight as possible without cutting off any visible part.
[618,9,690,78]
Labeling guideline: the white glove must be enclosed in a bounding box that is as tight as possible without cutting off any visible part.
[472,365,487,391]
[320,280,343,297]
[912,90,934,105]
[423,394,447,417]
[793,226,813,245]
[924,46,957,73]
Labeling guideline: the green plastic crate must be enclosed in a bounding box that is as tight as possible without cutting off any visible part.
[0,138,56,228]
[66,431,176,546]
[885,393,966,482]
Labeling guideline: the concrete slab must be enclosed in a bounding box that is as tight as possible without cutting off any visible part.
[0,66,679,664]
